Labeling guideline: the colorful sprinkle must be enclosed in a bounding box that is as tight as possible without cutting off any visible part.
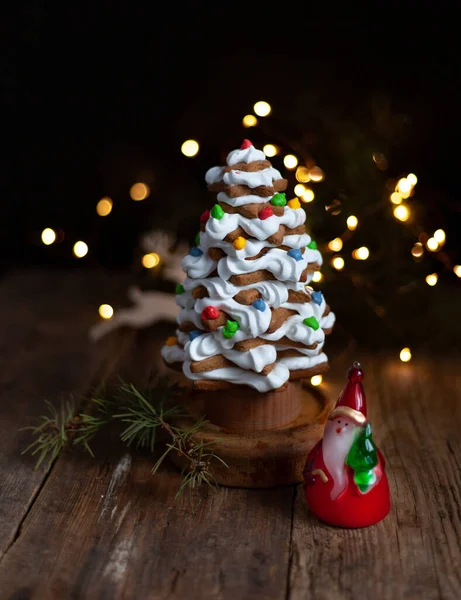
[311,291,323,306]
[287,248,303,261]
[240,139,252,149]
[233,236,247,250]
[201,306,220,320]
[200,209,210,223]
[223,319,239,339]
[288,198,301,209]
[189,330,202,341]
[303,316,320,330]
[175,283,185,294]
[211,204,225,220]
[271,193,287,207]
[189,247,203,257]
[194,232,200,245]
[252,298,266,312]
[307,240,317,250]
[165,336,177,346]
[259,206,274,220]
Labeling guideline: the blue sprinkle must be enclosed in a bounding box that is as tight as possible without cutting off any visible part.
[287,248,303,261]
[252,298,266,312]
[189,330,202,341]
[189,247,203,257]
[311,291,323,306]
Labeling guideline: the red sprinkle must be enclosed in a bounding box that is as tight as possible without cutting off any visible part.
[201,306,220,320]
[259,206,274,220]
[240,139,252,149]
[200,209,210,223]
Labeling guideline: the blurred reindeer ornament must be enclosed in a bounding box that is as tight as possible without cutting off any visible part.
[89,230,188,341]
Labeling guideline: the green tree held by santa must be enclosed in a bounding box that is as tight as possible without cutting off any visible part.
[346,423,379,493]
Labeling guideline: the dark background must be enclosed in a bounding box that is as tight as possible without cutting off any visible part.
[3,4,461,351]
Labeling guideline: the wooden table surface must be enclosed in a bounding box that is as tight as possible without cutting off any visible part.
[0,269,460,600]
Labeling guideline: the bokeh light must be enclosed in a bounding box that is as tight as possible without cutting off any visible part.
[96,197,113,216]
[253,101,271,117]
[296,166,311,183]
[426,237,439,251]
[99,304,114,320]
[242,115,258,128]
[73,241,88,258]
[283,155,298,170]
[425,273,438,286]
[353,246,370,260]
[300,188,314,203]
[390,192,403,205]
[181,139,200,157]
[294,184,306,197]
[312,271,323,282]
[397,178,412,196]
[411,242,424,258]
[434,229,446,244]
[130,183,150,201]
[346,215,358,230]
[142,252,160,268]
[394,205,410,222]
[407,173,418,186]
[328,238,343,252]
[310,375,323,386]
[331,256,345,270]
[400,347,412,362]
[309,166,324,182]
[41,228,56,245]
[263,144,278,157]
[453,265,461,278]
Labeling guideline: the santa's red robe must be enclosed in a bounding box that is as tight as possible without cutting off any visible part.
[304,440,391,528]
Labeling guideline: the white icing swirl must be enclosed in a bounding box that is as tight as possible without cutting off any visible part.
[222,167,282,189]
[226,146,266,166]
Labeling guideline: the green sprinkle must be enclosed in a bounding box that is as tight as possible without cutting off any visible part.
[194,232,200,246]
[223,319,239,339]
[175,283,185,294]
[307,240,317,250]
[271,193,287,207]
[211,204,225,220]
[303,316,319,330]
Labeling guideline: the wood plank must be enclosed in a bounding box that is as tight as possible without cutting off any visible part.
[0,324,294,599]
[288,355,461,600]
[0,269,132,561]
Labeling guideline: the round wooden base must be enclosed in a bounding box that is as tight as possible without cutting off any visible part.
[171,382,334,488]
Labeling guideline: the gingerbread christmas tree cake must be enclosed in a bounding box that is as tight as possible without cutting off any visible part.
[162,140,335,393]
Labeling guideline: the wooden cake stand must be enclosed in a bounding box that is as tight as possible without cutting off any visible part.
[171,381,334,488]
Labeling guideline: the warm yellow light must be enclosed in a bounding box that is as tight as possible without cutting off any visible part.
[283,154,298,170]
[346,215,358,230]
[181,139,200,157]
[407,173,418,186]
[96,197,113,216]
[400,347,412,362]
[426,273,438,286]
[426,237,439,251]
[99,304,114,320]
[242,114,258,128]
[397,178,412,195]
[73,241,88,258]
[328,238,343,252]
[130,183,150,201]
[390,192,403,205]
[394,205,410,222]
[312,271,323,282]
[434,229,446,244]
[453,265,461,278]
[301,188,314,203]
[310,375,323,386]
[309,166,325,182]
[332,256,345,270]
[253,101,271,117]
[411,242,424,258]
[142,252,160,268]
[41,228,56,245]
[263,144,278,157]
[294,184,306,197]
[296,166,311,183]
[353,246,370,260]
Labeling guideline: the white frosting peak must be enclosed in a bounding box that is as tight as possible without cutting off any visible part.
[226,145,266,166]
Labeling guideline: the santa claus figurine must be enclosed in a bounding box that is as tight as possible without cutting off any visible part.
[303,362,390,527]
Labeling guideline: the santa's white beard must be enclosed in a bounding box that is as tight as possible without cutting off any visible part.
[323,421,357,500]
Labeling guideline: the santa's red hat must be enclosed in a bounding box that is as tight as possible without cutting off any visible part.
[328,362,367,425]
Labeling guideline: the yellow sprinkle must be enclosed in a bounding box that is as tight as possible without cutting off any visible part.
[233,236,247,250]
[288,198,301,209]
[165,336,177,346]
